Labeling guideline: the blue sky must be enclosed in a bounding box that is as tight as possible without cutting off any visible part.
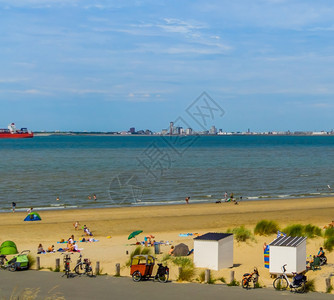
[1,0,334,132]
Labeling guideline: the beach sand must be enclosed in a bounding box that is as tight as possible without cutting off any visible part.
[1,197,334,292]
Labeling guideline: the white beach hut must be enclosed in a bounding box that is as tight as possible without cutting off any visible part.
[269,236,307,275]
[194,232,233,271]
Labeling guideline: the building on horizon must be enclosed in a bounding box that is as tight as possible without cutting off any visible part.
[129,127,136,134]
[169,122,174,135]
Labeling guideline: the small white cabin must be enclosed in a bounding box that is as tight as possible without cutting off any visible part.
[194,232,233,271]
[269,236,307,274]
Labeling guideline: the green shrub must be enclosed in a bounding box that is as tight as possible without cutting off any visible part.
[172,257,195,282]
[228,226,254,242]
[305,279,316,292]
[172,257,194,268]
[304,224,322,238]
[198,270,205,283]
[218,276,226,283]
[161,254,172,263]
[177,266,195,282]
[27,254,36,269]
[324,227,334,238]
[283,224,304,237]
[254,220,279,236]
[227,279,239,286]
[327,284,333,294]
[324,236,334,252]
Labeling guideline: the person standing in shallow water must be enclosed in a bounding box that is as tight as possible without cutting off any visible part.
[185,197,190,204]
[11,202,16,213]
[93,194,97,201]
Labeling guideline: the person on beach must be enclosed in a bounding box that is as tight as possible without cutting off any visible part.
[88,195,91,200]
[169,246,174,256]
[224,192,228,201]
[11,202,16,213]
[47,245,55,252]
[93,194,97,201]
[73,221,80,231]
[185,197,190,204]
[37,244,45,254]
[317,247,325,257]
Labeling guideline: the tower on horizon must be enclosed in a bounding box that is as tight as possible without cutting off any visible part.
[169,122,174,135]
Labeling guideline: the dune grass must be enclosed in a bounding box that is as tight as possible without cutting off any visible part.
[228,226,255,242]
[282,224,322,238]
[172,257,195,282]
[254,220,279,236]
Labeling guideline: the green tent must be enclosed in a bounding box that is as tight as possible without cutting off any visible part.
[0,240,18,255]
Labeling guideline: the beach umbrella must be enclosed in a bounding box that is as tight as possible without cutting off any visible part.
[128,230,143,240]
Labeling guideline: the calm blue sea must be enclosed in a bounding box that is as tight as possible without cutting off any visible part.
[0,135,334,212]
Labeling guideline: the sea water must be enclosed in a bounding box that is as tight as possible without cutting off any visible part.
[0,135,334,212]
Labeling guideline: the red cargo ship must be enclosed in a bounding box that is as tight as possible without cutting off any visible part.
[0,123,33,138]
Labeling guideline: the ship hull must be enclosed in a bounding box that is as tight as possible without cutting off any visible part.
[0,133,34,138]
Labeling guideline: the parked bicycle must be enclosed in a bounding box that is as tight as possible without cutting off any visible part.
[0,255,8,270]
[242,267,259,289]
[61,253,73,278]
[73,254,93,277]
[153,263,169,283]
[273,264,306,293]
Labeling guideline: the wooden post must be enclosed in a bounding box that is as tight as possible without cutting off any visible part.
[230,270,235,284]
[55,258,60,271]
[115,263,120,276]
[95,261,100,275]
[326,277,331,292]
[36,256,40,270]
[205,269,210,283]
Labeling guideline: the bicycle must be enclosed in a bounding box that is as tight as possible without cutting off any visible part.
[153,263,169,283]
[242,267,259,289]
[0,255,8,270]
[73,254,93,277]
[61,253,73,278]
[273,264,306,293]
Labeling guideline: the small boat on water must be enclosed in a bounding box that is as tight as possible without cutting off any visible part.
[0,123,33,138]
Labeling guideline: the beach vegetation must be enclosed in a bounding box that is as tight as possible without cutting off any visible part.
[27,254,36,269]
[305,279,316,292]
[303,224,322,238]
[197,270,216,284]
[218,276,226,283]
[198,270,205,283]
[227,226,255,242]
[324,227,334,238]
[227,279,240,286]
[161,254,172,263]
[323,236,334,252]
[282,224,322,238]
[172,257,195,282]
[254,282,262,288]
[282,224,304,237]
[326,284,333,294]
[254,220,279,236]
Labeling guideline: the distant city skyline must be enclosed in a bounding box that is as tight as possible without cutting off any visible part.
[1,1,334,132]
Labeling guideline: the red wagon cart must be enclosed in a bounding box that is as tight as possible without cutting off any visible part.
[130,255,155,282]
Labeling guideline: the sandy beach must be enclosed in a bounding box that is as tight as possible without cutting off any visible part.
[1,197,334,293]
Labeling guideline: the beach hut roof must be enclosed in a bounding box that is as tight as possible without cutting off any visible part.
[269,236,306,247]
[194,232,232,241]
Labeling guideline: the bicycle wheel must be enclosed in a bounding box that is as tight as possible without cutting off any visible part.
[85,266,93,277]
[273,276,288,290]
[294,281,305,293]
[158,273,168,283]
[242,278,250,289]
[74,264,83,275]
[132,271,142,282]
[8,264,16,272]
